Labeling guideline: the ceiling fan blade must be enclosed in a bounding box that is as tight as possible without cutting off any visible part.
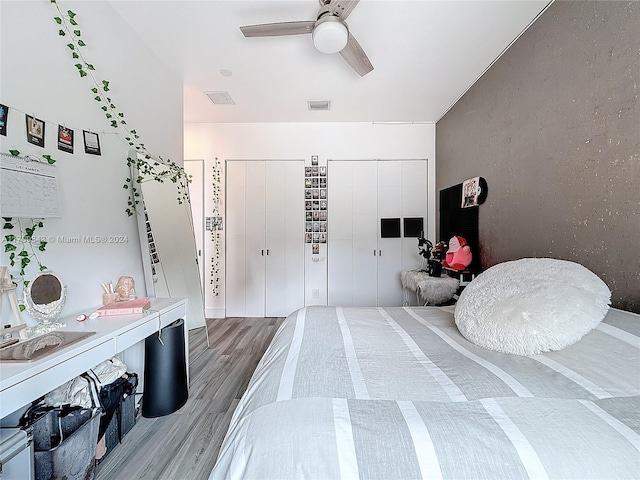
[339,33,373,77]
[326,0,360,20]
[240,21,315,37]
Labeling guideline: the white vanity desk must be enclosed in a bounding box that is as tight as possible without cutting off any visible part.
[0,297,187,419]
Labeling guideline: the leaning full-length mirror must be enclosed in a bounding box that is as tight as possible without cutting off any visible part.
[130,154,207,358]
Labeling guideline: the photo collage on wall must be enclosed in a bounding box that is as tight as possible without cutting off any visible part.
[304,155,327,254]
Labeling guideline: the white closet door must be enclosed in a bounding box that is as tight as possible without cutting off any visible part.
[227,160,304,317]
[328,161,377,306]
[376,161,403,306]
[328,161,354,305]
[244,162,267,317]
[281,161,305,316]
[225,161,249,317]
[265,161,304,317]
[401,160,429,273]
[329,159,429,307]
[352,161,378,306]
[328,239,353,306]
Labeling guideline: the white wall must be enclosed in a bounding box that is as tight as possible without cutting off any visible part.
[0,1,183,323]
[184,122,436,317]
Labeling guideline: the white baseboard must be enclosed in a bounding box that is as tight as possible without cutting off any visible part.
[205,308,225,319]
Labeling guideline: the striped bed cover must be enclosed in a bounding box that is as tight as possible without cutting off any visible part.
[210,306,640,480]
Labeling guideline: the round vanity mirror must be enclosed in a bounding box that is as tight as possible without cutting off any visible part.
[23,271,67,333]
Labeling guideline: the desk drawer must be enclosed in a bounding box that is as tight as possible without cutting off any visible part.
[116,320,158,352]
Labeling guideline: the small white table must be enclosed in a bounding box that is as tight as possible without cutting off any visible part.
[401,270,459,306]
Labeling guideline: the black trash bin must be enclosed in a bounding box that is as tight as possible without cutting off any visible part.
[142,319,189,418]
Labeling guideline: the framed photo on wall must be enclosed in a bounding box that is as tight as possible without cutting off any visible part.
[83,130,101,155]
[25,115,45,147]
[0,104,8,136]
[57,125,74,153]
[461,176,488,208]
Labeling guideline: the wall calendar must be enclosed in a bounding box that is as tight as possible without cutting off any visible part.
[0,153,61,218]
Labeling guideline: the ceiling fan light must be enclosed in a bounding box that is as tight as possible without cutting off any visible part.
[312,18,348,54]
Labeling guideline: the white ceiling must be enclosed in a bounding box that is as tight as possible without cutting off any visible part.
[110,0,551,124]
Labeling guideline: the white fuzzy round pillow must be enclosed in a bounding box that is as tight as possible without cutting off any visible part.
[454,258,611,356]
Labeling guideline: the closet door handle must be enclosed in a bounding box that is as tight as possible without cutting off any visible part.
[261,249,264,256]
[266,249,270,256]
[378,250,382,256]
[373,249,376,256]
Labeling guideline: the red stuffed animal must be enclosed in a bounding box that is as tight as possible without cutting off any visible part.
[443,236,472,271]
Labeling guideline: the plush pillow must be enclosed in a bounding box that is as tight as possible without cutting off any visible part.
[454,258,611,356]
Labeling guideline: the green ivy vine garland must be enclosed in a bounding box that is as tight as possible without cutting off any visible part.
[210,158,222,296]
[51,0,189,216]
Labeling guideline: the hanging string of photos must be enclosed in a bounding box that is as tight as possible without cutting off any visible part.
[0,102,110,156]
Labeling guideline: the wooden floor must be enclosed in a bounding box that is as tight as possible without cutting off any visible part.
[95,316,284,480]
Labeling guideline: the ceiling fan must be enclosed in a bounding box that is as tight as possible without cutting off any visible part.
[240,0,373,77]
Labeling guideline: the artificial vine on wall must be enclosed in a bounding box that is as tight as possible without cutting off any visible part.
[3,218,48,286]
[210,158,222,296]
[50,0,189,216]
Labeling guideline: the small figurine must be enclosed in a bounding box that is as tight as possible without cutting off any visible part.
[115,276,136,301]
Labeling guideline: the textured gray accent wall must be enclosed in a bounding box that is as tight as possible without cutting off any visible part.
[436,1,639,312]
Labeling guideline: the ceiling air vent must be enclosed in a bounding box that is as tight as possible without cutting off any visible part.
[205,91,235,105]
[308,100,330,111]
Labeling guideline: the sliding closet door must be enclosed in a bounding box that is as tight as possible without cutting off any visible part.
[351,161,378,306]
[328,159,429,307]
[328,161,377,306]
[327,161,354,306]
[376,161,403,306]
[265,161,304,317]
[226,161,267,317]
[401,160,429,274]
[226,160,304,318]
[226,161,251,317]
[244,162,267,317]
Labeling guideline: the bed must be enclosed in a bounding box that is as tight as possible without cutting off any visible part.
[210,303,639,479]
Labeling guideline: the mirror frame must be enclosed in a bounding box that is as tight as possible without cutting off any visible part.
[23,271,67,322]
[129,150,206,335]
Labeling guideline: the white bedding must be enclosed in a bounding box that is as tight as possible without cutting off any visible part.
[210,306,640,479]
